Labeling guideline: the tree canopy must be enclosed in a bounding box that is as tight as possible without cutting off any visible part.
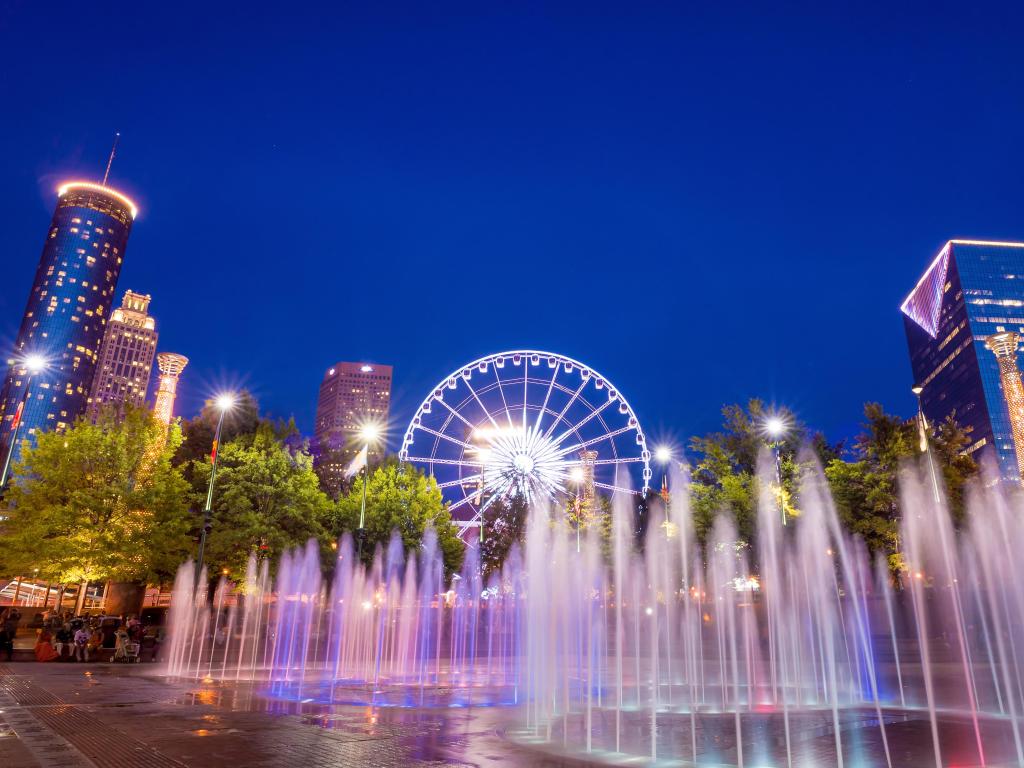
[189,422,334,578]
[0,405,192,585]
[334,460,464,577]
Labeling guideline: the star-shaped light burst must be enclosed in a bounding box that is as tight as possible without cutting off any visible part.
[471,423,575,505]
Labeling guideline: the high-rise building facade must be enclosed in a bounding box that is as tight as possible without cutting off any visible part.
[313,362,392,494]
[87,290,157,416]
[0,181,136,461]
[153,352,189,425]
[902,239,1024,482]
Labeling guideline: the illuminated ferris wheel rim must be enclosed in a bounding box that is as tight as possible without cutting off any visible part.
[399,350,651,513]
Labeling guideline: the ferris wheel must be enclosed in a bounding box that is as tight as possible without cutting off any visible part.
[399,350,651,532]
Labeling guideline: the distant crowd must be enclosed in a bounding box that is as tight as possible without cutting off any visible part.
[0,607,164,663]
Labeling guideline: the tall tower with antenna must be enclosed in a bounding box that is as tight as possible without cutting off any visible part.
[0,135,137,462]
[153,353,189,425]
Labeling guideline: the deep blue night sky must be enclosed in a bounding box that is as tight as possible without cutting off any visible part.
[1,3,1022,452]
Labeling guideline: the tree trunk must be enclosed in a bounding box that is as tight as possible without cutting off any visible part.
[73,580,88,615]
[104,581,147,617]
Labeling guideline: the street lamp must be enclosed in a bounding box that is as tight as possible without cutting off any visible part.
[196,392,235,585]
[763,413,788,526]
[0,354,47,492]
[356,423,382,557]
[911,385,930,459]
[654,444,673,494]
[911,385,942,503]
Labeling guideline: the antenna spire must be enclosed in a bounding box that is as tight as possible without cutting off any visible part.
[102,132,120,186]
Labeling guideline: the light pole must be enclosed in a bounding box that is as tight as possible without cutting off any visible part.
[0,355,46,492]
[654,445,673,493]
[765,415,788,526]
[196,393,235,585]
[912,385,942,503]
[356,423,381,558]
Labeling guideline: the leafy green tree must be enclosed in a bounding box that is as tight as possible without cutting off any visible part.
[479,493,528,577]
[334,461,465,578]
[191,422,334,578]
[0,405,192,586]
[824,403,977,566]
[688,399,826,544]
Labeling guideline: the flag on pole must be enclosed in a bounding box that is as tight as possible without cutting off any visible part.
[344,445,369,479]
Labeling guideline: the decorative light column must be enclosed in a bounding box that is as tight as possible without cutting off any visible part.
[986,332,1024,484]
[153,353,189,425]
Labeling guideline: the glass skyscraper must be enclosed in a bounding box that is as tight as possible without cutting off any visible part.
[902,239,1024,482]
[0,181,136,462]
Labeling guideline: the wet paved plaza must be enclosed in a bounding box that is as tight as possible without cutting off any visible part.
[0,663,530,767]
[0,662,1017,767]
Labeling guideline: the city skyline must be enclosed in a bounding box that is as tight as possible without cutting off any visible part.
[1,5,1022,452]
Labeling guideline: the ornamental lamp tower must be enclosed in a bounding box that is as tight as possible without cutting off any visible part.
[153,353,189,425]
[985,332,1024,485]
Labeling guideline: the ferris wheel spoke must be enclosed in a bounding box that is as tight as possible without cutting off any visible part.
[590,456,645,465]
[554,424,635,457]
[490,362,516,429]
[433,396,477,431]
[534,363,559,433]
[416,425,476,451]
[461,375,503,431]
[436,474,483,490]
[403,456,477,467]
[550,397,615,447]
[448,494,478,513]
[542,377,590,440]
[594,481,637,495]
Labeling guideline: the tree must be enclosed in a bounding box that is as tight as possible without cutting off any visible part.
[687,399,825,545]
[479,494,529,577]
[334,461,465,578]
[190,422,334,579]
[824,403,978,565]
[0,406,192,586]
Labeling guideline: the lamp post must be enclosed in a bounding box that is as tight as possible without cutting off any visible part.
[196,393,235,585]
[765,415,788,526]
[912,385,942,503]
[356,424,381,558]
[654,445,672,492]
[0,355,46,492]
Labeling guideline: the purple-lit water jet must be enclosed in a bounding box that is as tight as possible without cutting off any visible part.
[165,453,1024,766]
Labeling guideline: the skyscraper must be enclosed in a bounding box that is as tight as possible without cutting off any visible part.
[314,362,392,494]
[0,181,136,461]
[153,353,189,425]
[87,290,157,417]
[902,239,1024,483]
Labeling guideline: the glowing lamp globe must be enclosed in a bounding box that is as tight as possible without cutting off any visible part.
[765,417,786,439]
[24,355,46,374]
